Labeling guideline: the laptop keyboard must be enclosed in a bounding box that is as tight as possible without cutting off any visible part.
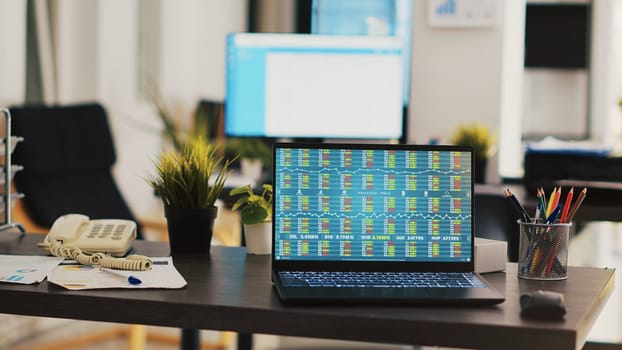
[279,271,486,288]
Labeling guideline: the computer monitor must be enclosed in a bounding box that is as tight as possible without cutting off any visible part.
[225,33,404,139]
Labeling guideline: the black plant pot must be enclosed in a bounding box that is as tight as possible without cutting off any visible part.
[164,206,218,255]
[474,158,487,184]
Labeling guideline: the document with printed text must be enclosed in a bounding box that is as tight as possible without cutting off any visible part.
[47,256,187,290]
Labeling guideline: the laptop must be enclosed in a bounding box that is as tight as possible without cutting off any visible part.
[271,142,505,305]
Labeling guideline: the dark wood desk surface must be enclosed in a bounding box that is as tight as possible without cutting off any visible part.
[0,233,615,350]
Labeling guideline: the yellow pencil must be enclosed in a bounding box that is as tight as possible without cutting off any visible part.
[545,187,557,217]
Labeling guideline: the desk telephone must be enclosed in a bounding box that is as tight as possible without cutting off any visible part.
[41,214,152,271]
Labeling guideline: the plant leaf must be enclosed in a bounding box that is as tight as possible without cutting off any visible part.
[241,204,268,224]
[231,196,250,211]
[230,184,252,196]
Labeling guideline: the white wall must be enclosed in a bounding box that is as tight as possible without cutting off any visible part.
[409,1,505,145]
[96,0,163,221]
[499,0,526,179]
[54,0,98,103]
[0,1,26,106]
[522,69,587,138]
[154,0,247,129]
[590,0,622,145]
[409,0,524,182]
[43,0,247,222]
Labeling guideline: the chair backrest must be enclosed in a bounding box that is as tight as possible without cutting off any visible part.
[474,186,520,262]
[10,103,142,238]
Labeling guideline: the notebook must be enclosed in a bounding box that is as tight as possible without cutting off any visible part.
[271,143,505,305]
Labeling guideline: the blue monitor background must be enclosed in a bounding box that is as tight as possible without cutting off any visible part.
[311,0,413,107]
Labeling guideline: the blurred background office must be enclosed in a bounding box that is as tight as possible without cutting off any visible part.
[1,0,622,349]
[1,0,621,227]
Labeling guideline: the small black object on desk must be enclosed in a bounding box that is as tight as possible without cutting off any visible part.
[520,290,566,320]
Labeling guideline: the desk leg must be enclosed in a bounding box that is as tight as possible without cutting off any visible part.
[238,333,253,350]
[181,329,199,350]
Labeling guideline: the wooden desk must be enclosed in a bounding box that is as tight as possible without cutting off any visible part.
[0,233,615,350]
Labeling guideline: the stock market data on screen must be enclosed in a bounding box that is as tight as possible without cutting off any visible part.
[273,146,473,262]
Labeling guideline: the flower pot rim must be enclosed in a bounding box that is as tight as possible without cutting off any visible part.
[165,206,218,219]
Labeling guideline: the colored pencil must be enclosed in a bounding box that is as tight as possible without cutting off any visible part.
[560,187,574,223]
[546,187,558,217]
[565,187,587,223]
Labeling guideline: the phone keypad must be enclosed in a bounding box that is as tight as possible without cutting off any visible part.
[87,224,129,240]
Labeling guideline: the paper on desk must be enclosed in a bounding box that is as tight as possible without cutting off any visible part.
[47,257,187,290]
[0,255,63,284]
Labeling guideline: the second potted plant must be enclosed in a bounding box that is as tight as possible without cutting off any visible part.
[226,138,271,182]
[450,123,495,184]
[146,136,236,255]
[229,183,273,255]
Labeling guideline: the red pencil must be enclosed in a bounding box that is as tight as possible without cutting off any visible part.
[560,187,574,223]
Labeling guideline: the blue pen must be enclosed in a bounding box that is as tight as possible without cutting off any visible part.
[546,205,561,224]
[100,268,142,285]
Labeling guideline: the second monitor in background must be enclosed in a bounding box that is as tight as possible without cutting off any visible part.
[225,33,404,141]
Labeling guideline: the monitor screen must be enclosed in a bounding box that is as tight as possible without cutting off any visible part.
[310,0,413,107]
[273,143,474,262]
[225,33,404,139]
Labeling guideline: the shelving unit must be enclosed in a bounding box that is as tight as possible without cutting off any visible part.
[0,108,25,233]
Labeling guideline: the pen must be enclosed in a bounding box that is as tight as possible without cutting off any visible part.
[100,268,142,285]
[546,205,561,224]
[504,189,530,222]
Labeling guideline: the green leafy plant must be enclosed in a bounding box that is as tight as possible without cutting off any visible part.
[229,184,273,224]
[226,138,272,164]
[450,123,495,161]
[147,136,236,208]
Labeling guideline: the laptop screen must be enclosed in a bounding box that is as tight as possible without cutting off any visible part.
[273,143,474,264]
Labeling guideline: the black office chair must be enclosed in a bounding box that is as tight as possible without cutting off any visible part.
[9,103,142,238]
[9,102,231,350]
[474,185,520,262]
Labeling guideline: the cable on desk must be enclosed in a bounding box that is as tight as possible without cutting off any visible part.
[48,240,152,271]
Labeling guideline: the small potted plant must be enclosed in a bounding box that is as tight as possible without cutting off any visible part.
[146,136,236,255]
[226,138,271,182]
[450,123,495,184]
[229,183,273,255]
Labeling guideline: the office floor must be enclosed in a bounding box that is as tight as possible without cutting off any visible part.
[5,322,411,350]
[568,221,622,345]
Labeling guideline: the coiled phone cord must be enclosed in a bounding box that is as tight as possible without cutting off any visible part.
[48,240,152,271]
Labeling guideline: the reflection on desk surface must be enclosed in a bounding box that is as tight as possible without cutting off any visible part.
[570,222,622,344]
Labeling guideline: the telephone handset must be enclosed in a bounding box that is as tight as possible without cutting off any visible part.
[42,214,136,257]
